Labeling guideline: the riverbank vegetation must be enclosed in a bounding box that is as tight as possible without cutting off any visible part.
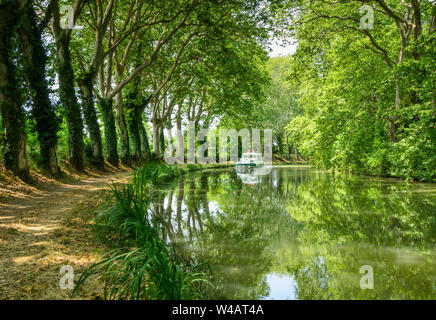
[0,0,278,179]
[99,165,434,300]
[281,1,436,182]
[1,1,434,184]
[1,0,435,302]
[73,162,210,299]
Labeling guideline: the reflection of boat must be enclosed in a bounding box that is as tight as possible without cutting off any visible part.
[236,151,264,168]
[237,171,261,185]
[236,166,271,185]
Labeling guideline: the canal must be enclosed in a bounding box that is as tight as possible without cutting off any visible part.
[150,165,436,299]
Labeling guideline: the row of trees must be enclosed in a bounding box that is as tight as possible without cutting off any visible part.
[283,0,436,181]
[0,0,283,177]
[3,1,432,181]
[218,55,302,160]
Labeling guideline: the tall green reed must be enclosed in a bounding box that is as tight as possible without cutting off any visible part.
[73,162,209,300]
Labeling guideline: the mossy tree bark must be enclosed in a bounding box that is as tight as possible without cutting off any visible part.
[78,75,104,169]
[125,86,152,162]
[285,133,291,160]
[152,121,161,159]
[159,125,165,158]
[18,2,59,174]
[0,0,29,177]
[113,64,130,165]
[100,98,118,166]
[124,90,141,161]
[52,1,84,172]
[127,104,142,161]
[139,114,151,161]
[76,0,113,170]
[56,44,85,171]
[129,95,152,162]
[115,92,130,165]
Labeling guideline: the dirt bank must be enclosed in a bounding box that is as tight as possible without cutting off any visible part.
[0,170,131,299]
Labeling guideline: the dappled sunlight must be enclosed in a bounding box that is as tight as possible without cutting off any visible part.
[13,255,38,265]
[0,171,130,299]
[28,241,50,247]
[0,0,434,303]
[0,216,15,221]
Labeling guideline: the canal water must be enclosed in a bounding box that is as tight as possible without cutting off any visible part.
[150,165,436,299]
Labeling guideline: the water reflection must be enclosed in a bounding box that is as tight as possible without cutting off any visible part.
[236,166,272,185]
[150,166,436,299]
[261,274,298,300]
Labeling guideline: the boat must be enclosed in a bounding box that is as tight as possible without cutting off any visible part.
[236,151,264,168]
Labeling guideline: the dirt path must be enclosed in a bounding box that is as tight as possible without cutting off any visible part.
[0,171,131,299]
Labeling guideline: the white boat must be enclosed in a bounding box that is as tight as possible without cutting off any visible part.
[236,151,264,168]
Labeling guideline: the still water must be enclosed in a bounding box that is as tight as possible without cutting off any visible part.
[151,166,436,299]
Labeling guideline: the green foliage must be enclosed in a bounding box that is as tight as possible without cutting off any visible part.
[186,163,200,171]
[137,166,435,299]
[283,0,436,181]
[73,163,209,300]
[135,162,182,185]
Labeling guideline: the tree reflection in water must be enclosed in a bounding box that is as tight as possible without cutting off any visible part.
[150,166,436,299]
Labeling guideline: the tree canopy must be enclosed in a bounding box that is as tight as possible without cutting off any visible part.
[0,0,434,182]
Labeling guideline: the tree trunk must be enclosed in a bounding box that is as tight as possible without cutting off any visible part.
[128,105,142,161]
[115,92,130,165]
[100,98,118,166]
[51,0,84,171]
[57,46,85,171]
[51,22,85,174]
[176,111,184,162]
[78,75,104,169]
[285,133,290,160]
[139,115,151,160]
[431,10,436,109]
[389,37,406,142]
[0,1,29,177]
[160,125,165,158]
[152,121,161,158]
[430,11,436,34]
[17,2,59,174]
[277,134,284,158]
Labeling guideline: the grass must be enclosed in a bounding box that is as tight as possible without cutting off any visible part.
[73,162,210,300]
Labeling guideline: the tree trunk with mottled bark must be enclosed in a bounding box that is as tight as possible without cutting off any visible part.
[152,121,161,158]
[128,105,142,161]
[115,92,130,165]
[0,1,29,177]
[139,115,151,161]
[18,2,59,174]
[78,75,104,169]
[100,98,118,166]
[160,125,165,158]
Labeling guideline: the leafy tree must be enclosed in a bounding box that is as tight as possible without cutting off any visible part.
[0,0,30,176]
[18,1,60,174]
[283,0,436,181]
[51,0,86,171]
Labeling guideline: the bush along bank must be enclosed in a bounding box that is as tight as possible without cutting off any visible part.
[73,162,211,300]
